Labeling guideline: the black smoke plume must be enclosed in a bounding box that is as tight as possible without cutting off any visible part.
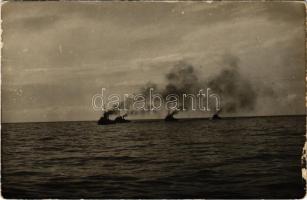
[162,61,201,111]
[122,55,262,116]
[164,61,199,95]
[207,55,257,113]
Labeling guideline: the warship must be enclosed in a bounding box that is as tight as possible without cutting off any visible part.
[211,109,222,120]
[98,111,130,125]
[164,110,179,122]
[114,113,130,123]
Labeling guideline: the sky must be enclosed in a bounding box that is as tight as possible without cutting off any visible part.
[2,1,306,123]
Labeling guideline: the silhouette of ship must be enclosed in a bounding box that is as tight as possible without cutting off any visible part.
[114,114,130,123]
[98,111,130,125]
[164,110,179,122]
[211,109,222,120]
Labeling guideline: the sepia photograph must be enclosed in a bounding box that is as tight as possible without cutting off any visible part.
[1,1,306,198]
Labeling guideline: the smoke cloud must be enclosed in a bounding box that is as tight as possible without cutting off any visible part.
[119,54,272,117]
[163,61,200,97]
[207,55,257,113]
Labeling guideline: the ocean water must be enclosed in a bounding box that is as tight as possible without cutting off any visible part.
[2,116,306,198]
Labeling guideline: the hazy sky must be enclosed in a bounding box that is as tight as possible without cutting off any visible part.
[2,1,305,122]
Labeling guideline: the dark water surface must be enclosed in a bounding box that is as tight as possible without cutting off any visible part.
[2,116,306,198]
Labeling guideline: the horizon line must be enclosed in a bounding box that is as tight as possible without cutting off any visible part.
[1,113,306,124]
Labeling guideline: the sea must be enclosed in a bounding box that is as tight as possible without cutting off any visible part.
[1,116,306,198]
